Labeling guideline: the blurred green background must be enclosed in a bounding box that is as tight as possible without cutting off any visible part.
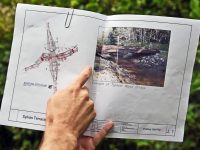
[0,0,200,149]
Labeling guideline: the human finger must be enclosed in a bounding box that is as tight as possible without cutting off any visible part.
[81,86,89,95]
[93,121,113,146]
[73,66,92,89]
[78,108,96,135]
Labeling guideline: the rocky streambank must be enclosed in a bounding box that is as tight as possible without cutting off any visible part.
[136,52,167,70]
[94,57,136,84]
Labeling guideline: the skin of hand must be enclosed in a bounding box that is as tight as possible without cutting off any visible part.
[39,66,113,150]
[76,121,113,150]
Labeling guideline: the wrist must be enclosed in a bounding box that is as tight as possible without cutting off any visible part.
[40,125,78,150]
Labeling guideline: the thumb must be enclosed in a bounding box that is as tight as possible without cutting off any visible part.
[93,121,113,146]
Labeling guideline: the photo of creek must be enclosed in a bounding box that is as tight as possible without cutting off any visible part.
[94,27,171,87]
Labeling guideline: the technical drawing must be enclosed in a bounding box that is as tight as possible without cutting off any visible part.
[25,22,78,93]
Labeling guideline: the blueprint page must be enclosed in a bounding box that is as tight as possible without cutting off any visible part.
[0,4,106,130]
[85,15,200,141]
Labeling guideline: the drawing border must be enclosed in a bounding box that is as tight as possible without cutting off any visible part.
[8,9,192,137]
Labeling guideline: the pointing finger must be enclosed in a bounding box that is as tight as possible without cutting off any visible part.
[93,121,113,146]
[73,66,92,88]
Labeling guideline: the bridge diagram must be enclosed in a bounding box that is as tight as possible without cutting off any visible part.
[25,23,78,92]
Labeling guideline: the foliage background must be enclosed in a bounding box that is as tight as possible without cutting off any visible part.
[0,0,199,149]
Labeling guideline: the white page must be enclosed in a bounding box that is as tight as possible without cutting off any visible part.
[0,4,106,130]
[85,15,200,141]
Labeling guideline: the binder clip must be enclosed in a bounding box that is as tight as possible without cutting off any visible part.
[65,9,74,28]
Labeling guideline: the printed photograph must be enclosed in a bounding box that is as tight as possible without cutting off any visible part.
[94,27,171,87]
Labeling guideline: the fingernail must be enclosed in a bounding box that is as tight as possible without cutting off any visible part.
[84,65,91,71]
[88,66,92,71]
[106,120,114,128]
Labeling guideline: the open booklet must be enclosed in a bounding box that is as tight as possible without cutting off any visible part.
[0,3,200,142]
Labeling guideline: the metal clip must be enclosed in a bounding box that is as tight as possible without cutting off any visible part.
[65,9,74,28]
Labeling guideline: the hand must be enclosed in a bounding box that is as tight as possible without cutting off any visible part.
[40,66,96,150]
[76,121,113,150]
